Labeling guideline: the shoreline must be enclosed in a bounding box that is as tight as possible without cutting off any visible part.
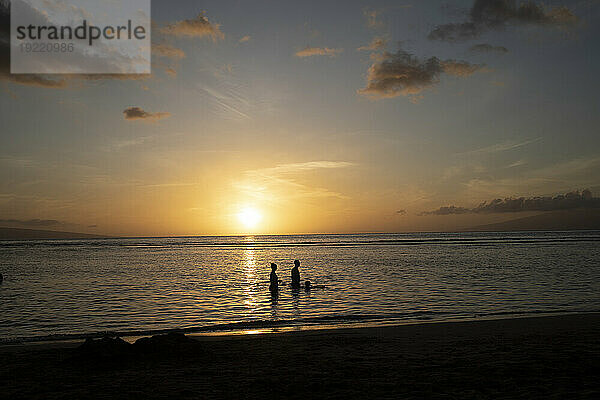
[2,311,599,348]
[3,312,600,399]
[3,309,599,348]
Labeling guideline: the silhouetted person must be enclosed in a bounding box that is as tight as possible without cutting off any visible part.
[291,260,301,289]
[304,280,312,291]
[269,263,279,292]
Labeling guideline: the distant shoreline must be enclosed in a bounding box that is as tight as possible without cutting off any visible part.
[0,227,111,240]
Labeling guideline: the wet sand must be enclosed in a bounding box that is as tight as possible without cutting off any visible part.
[2,313,600,399]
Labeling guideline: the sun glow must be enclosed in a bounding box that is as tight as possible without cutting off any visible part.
[237,207,262,230]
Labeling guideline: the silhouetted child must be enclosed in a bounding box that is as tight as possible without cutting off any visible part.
[291,260,301,289]
[304,280,312,291]
[269,263,279,292]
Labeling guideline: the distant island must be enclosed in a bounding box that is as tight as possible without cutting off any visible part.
[465,208,600,232]
[0,227,109,240]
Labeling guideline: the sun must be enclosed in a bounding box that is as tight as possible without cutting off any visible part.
[237,207,262,230]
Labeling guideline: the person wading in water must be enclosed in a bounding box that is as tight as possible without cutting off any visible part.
[291,260,301,289]
[269,263,279,292]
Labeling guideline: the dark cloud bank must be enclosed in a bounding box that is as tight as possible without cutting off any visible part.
[421,190,600,216]
[429,0,578,42]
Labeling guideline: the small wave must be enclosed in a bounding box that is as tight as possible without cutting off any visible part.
[2,309,597,345]
[2,232,599,250]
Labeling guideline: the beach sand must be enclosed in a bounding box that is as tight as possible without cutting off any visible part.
[2,313,599,399]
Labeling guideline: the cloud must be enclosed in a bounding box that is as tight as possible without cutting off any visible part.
[0,218,63,227]
[253,161,355,175]
[358,48,484,100]
[123,107,171,122]
[429,22,482,42]
[239,35,251,43]
[429,0,578,42]
[198,83,251,120]
[357,37,388,52]
[420,189,599,215]
[364,8,385,29]
[152,43,184,77]
[295,47,343,58]
[0,72,68,88]
[469,43,508,54]
[153,43,185,59]
[236,161,356,204]
[396,209,407,216]
[441,60,487,76]
[456,138,541,155]
[160,13,224,41]
[506,160,526,168]
[420,206,471,216]
[164,67,177,77]
[544,6,579,25]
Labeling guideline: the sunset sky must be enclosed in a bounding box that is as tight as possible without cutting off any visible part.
[0,0,599,236]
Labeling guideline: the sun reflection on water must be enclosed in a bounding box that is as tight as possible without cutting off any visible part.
[243,237,259,312]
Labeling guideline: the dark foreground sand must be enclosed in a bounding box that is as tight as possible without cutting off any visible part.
[2,314,600,399]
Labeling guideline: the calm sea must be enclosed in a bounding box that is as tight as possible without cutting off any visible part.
[1,231,599,343]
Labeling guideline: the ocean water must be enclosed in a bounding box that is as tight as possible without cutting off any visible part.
[1,231,599,343]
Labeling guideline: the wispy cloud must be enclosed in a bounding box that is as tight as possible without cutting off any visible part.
[357,37,388,52]
[456,138,541,156]
[451,156,600,202]
[534,156,600,178]
[153,43,186,59]
[364,8,385,30]
[152,43,185,77]
[253,161,355,175]
[295,47,343,58]
[506,160,527,168]
[109,135,155,150]
[164,67,177,77]
[199,84,251,120]
[239,35,251,43]
[160,13,224,41]
[237,161,356,203]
